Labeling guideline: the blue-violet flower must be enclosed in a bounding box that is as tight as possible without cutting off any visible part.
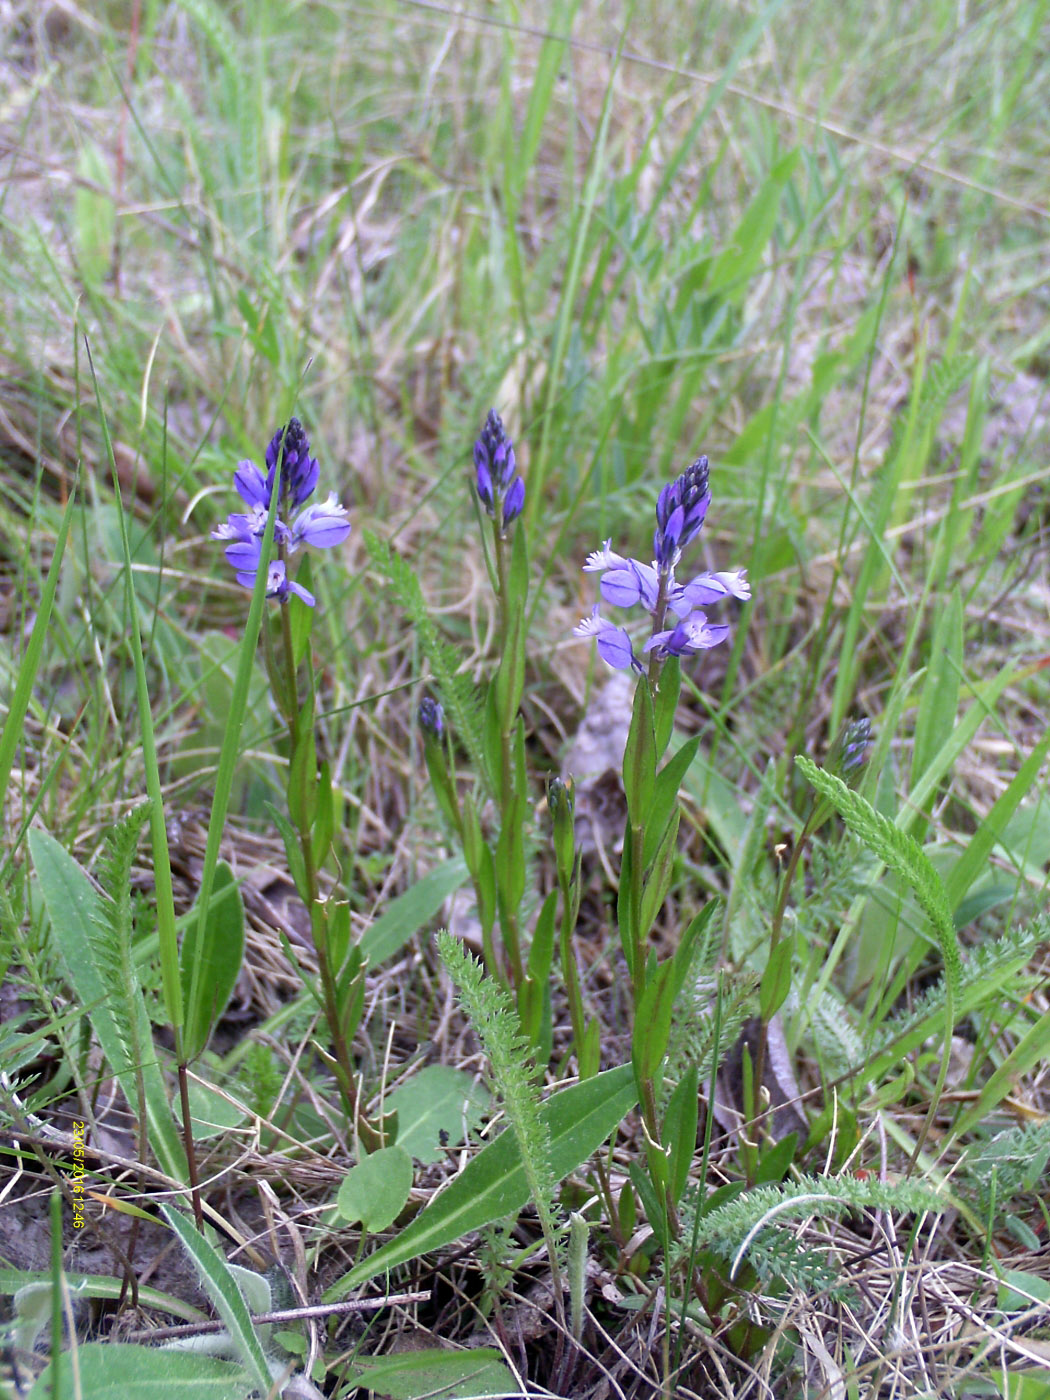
[574,456,749,670]
[213,419,350,606]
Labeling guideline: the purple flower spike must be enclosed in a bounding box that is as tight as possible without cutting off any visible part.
[418,697,444,740]
[474,409,524,533]
[836,716,872,778]
[575,452,746,668]
[654,455,711,563]
[215,418,349,606]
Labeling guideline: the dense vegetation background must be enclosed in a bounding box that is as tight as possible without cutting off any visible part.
[1,2,1049,1397]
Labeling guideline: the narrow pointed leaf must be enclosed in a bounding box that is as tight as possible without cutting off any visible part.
[359,858,469,967]
[29,830,187,1184]
[180,862,245,1061]
[160,1206,272,1395]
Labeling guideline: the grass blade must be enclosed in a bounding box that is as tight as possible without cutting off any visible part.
[86,342,184,1042]
[0,482,78,881]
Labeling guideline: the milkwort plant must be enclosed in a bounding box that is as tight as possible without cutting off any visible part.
[210,419,384,1146]
[574,456,750,1244]
[419,412,558,1041]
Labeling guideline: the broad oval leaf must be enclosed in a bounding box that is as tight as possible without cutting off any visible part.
[384,1066,489,1165]
[337,1146,414,1232]
[347,1346,515,1399]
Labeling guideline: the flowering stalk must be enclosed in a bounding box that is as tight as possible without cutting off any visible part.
[472,411,528,992]
[214,420,381,1149]
[574,454,749,1234]
[548,777,598,1078]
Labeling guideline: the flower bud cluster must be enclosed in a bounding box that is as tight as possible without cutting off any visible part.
[473,410,524,533]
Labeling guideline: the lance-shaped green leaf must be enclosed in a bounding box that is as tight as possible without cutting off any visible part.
[359,858,469,968]
[623,678,656,826]
[638,809,680,936]
[631,959,677,1086]
[665,1066,699,1206]
[160,1205,272,1396]
[28,1345,248,1400]
[179,861,245,1062]
[759,938,794,1023]
[652,656,682,759]
[29,830,187,1184]
[324,1064,637,1299]
[643,735,700,867]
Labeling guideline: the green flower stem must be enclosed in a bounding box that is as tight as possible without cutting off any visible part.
[557,866,586,1071]
[637,629,682,1242]
[278,601,379,1151]
[628,819,647,1009]
[493,527,524,989]
[753,801,820,1116]
[645,574,671,687]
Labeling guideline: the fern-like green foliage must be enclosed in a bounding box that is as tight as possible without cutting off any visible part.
[963,1118,1050,1220]
[795,756,961,1003]
[676,1172,945,1289]
[663,922,752,1095]
[866,917,1046,1067]
[437,932,561,1269]
[883,354,976,470]
[791,984,865,1082]
[365,531,491,794]
[89,804,152,1085]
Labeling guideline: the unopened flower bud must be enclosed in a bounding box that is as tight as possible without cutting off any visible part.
[835,716,872,780]
[418,697,444,742]
[548,776,577,877]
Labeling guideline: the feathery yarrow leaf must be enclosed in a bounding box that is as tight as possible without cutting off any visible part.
[437,932,560,1262]
[676,1172,946,1280]
[868,917,1046,1067]
[964,1117,1050,1219]
[795,756,961,1000]
[89,804,152,1078]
